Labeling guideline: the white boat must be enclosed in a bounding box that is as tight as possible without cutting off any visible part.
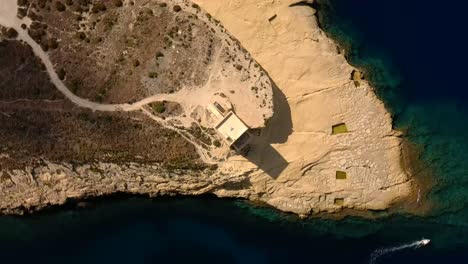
[421,238,431,245]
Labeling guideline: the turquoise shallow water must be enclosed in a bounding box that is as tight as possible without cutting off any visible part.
[1,0,467,263]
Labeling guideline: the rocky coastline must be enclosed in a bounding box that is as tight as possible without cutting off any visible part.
[0,0,423,217]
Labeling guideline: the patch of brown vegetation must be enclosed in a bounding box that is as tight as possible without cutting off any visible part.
[0,27,18,39]
[0,40,63,100]
[22,0,222,104]
[0,101,201,169]
[0,40,202,171]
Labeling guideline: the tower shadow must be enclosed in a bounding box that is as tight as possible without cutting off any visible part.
[245,83,292,179]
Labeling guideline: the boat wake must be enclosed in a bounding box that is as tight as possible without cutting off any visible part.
[369,238,430,264]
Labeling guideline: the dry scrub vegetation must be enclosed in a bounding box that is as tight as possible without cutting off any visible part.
[0,39,202,170]
[18,0,222,104]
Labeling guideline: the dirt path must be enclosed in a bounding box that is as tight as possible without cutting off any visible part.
[0,1,209,112]
[0,0,225,164]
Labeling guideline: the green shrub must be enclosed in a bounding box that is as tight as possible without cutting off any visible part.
[4,28,18,38]
[148,72,158,78]
[57,68,66,80]
[95,94,104,103]
[79,0,89,6]
[151,102,166,113]
[173,5,182,12]
[92,3,106,13]
[76,31,86,40]
[55,1,66,12]
[155,51,164,59]
[70,79,82,93]
[113,0,123,7]
[36,0,47,8]
[48,38,59,49]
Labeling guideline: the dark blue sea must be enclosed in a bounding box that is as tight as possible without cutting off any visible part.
[1,0,467,263]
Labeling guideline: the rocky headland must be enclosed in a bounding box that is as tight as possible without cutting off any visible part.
[0,0,417,217]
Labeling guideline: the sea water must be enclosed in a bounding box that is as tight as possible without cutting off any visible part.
[1,0,467,263]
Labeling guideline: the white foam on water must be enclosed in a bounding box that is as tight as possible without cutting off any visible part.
[369,238,430,264]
